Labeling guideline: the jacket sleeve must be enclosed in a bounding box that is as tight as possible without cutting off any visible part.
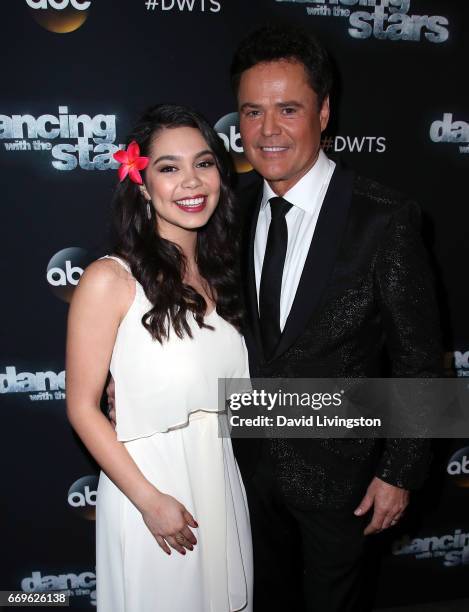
[374,200,443,489]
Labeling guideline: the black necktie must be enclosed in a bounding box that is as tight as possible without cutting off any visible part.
[259,196,292,360]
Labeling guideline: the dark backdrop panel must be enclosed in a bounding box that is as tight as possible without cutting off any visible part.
[1,1,467,607]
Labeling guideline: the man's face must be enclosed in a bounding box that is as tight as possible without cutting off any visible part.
[238,60,329,196]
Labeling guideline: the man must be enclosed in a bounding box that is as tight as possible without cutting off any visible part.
[229,24,442,612]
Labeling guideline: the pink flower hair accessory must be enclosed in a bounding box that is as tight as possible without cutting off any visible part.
[113,141,149,185]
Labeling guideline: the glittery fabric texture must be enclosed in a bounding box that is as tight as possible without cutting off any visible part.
[235,170,443,510]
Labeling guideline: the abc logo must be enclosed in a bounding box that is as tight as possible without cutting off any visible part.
[46,247,91,303]
[26,0,91,34]
[67,475,98,520]
[447,447,469,488]
[215,113,252,174]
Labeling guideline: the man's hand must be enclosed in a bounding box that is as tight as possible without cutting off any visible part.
[354,476,409,535]
[106,377,117,429]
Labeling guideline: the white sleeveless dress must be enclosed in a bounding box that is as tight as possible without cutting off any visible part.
[95,255,253,612]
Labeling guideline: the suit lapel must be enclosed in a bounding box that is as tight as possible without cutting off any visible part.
[270,163,355,362]
[242,182,264,364]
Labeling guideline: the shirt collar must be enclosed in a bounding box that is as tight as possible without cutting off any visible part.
[261,149,332,215]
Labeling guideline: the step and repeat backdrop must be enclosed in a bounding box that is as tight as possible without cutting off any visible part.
[1,0,468,608]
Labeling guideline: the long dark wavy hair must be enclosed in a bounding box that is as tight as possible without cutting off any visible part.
[111,104,243,343]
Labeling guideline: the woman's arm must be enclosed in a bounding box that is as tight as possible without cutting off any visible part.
[66,259,197,555]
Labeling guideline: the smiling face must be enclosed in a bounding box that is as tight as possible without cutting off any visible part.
[238,60,330,196]
[140,126,221,241]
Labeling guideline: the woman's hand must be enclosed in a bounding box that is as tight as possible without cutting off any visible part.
[141,491,198,556]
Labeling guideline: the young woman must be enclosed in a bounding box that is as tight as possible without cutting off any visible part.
[66,104,253,612]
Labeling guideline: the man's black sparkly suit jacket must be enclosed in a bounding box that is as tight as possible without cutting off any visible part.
[233,163,443,510]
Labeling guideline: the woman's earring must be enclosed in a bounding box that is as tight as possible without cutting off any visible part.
[146,201,152,220]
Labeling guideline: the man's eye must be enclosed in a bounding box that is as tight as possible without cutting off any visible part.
[246,110,261,117]
[282,107,297,115]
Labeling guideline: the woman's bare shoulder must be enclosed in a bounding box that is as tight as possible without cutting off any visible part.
[73,256,135,308]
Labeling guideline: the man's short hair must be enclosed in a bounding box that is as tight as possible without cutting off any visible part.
[230,24,333,108]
